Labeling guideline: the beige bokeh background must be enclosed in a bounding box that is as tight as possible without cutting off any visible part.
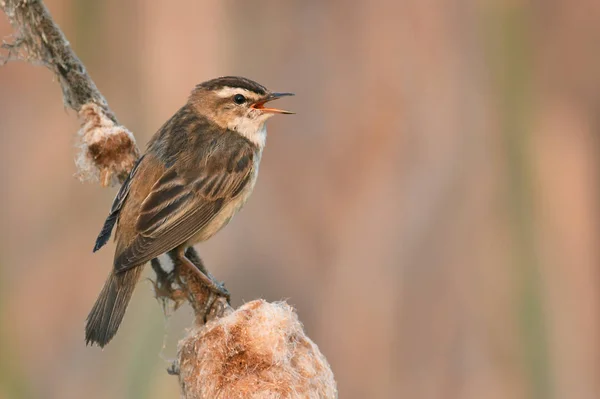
[1,1,599,398]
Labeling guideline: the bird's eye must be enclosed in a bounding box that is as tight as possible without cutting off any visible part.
[233,94,246,104]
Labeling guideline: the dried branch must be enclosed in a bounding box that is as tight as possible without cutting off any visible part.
[1,0,138,186]
[1,1,337,397]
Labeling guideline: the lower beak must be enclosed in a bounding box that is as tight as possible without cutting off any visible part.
[251,92,295,114]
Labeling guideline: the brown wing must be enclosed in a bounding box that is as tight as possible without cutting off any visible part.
[114,145,254,273]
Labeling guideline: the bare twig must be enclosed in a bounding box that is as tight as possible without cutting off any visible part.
[1,1,337,397]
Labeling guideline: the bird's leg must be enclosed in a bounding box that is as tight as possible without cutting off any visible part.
[184,247,212,279]
[173,246,230,298]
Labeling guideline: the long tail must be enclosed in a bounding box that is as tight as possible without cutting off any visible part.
[85,267,143,347]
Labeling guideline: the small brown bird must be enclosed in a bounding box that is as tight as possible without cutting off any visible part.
[86,76,293,347]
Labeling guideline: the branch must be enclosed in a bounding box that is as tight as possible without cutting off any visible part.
[1,1,337,397]
[1,0,138,186]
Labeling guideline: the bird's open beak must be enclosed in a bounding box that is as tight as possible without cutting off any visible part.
[251,92,295,114]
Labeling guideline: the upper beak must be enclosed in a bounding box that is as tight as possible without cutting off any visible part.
[251,92,295,114]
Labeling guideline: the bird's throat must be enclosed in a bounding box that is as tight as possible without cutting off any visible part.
[229,119,267,148]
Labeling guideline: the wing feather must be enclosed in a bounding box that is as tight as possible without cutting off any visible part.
[114,143,254,272]
[115,200,224,271]
[93,155,146,252]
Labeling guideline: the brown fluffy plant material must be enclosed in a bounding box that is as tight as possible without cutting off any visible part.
[177,300,337,399]
[77,103,139,186]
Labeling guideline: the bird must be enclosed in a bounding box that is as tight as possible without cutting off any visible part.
[85,76,293,347]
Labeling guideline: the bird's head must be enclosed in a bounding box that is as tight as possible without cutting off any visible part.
[189,76,294,147]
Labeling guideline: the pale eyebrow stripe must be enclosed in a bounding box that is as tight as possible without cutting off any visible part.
[215,87,255,98]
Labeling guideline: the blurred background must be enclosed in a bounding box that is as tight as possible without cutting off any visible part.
[1,0,599,398]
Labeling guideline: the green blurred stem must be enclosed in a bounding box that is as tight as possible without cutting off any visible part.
[0,265,32,399]
[492,4,553,399]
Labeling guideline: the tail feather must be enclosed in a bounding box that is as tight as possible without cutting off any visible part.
[85,267,143,347]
